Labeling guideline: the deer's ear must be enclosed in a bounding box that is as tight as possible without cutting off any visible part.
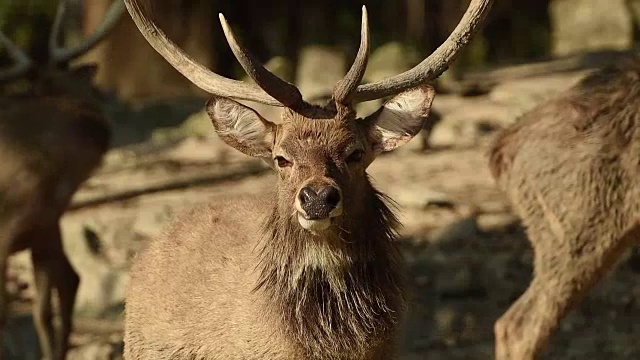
[364,85,436,153]
[206,97,275,158]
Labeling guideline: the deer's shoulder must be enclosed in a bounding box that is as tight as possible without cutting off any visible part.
[137,193,272,264]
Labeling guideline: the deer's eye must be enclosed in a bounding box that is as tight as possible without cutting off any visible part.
[274,156,292,168]
[346,149,364,163]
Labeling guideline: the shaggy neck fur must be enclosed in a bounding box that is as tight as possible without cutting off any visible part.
[255,178,405,360]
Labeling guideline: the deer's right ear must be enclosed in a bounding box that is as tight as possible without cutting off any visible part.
[206,97,276,158]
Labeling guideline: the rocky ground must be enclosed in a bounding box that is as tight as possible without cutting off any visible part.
[5,61,640,360]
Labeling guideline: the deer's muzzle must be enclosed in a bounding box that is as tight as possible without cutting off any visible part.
[295,184,343,232]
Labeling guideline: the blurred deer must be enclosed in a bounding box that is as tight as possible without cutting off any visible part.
[122,0,493,359]
[488,58,640,359]
[0,0,123,359]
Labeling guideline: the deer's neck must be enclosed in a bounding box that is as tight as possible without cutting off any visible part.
[255,181,405,358]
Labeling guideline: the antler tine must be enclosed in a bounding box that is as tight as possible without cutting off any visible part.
[353,0,494,103]
[0,30,33,82]
[218,14,304,109]
[332,5,370,105]
[124,0,282,106]
[50,0,126,65]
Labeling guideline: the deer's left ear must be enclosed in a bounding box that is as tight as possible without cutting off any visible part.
[364,85,436,153]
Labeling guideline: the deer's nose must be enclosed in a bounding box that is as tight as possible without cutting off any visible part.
[298,185,342,220]
[317,186,341,209]
[298,187,316,206]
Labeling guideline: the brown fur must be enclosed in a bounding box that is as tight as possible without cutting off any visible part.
[487,58,640,359]
[124,86,436,359]
[0,65,111,359]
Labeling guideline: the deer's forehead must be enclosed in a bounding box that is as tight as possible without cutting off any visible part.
[276,119,360,153]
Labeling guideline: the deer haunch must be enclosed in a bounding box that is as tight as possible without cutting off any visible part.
[488,58,640,360]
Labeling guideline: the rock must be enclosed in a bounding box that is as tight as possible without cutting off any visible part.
[150,110,213,144]
[550,0,633,56]
[429,97,511,148]
[295,45,346,101]
[363,42,420,85]
[67,342,123,360]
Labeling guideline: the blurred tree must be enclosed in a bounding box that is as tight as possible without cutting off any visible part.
[483,0,551,64]
[0,0,58,65]
[75,0,215,101]
[7,0,627,103]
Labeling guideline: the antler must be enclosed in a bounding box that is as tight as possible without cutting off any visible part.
[218,14,304,109]
[333,6,369,105]
[352,0,494,103]
[124,0,374,114]
[50,0,125,64]
[125,0,492,113]
[0,31,34,81]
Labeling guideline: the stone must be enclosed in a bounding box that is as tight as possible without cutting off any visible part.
[67,342,123,360]
[295,45,346,101]
[550,0,633,56]
[363,42,420,85]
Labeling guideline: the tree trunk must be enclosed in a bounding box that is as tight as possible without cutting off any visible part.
[76,0,215,102]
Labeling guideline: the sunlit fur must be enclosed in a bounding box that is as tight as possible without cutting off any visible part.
[487,59,640,359]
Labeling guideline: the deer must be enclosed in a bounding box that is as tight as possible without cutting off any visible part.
[488,57,640,359]
[0,0,124,359]
[122,0,493,358]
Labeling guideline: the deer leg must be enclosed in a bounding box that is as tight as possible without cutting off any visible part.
[494,224,637,360]
[30,245,55,360]
[50,223,78,360]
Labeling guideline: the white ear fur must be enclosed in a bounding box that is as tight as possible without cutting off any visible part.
[367,85,436,153]
[206,97,275,158]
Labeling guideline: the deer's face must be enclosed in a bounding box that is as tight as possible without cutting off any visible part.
[207,85,435,233]
[271,114,366,232]
[124,0,487,234]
